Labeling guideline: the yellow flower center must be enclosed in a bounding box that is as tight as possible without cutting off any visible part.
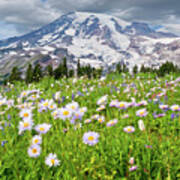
[140,111,144,115]
[43,102,49,107]
[32,148,37,154]
[174,106,179,110]
[119,103,125,108]
[63,111,69,116]
[51,159,55,165]
[23,122,29,128]
[34,139,39,144]
[80,109,84,113]
[110,121,114,125]
[50,105,54,109]
[39,127,45,131]
[23,113,29,117]
[98,118,103,123]
[127,128,132,132]
[71,105,75,109]
[88,136,94,141]
[53,112,57,116]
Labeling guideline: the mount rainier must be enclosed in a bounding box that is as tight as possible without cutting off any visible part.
[0,11,180,78]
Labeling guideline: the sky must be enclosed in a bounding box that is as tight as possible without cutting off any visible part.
[0,0,180,39]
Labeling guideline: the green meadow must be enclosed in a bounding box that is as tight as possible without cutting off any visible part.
[0,73,179,180]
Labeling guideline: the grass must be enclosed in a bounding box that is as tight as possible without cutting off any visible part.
[0,73,180,179]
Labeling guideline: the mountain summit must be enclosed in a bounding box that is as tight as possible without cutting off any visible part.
[0,11,180,78]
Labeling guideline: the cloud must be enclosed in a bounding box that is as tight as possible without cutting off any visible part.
[0,22,21,39]
[0,0,180,38]
[0,0,59,35]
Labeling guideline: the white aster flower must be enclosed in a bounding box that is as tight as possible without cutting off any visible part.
[45,153,60,167]
[31,135,42,145]
[35,123,51,134]
[28,145,41,158]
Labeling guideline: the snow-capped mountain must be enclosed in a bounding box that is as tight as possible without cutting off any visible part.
[0,11,180,78]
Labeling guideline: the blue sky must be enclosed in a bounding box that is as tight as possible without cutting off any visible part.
[0,0,180,40]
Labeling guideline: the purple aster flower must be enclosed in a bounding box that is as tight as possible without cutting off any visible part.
[156,113,166,118]
[62,96,65,102]
[129,165,138,172]
[8,114,11,120]
[171,113,176,119]
[70,119,76,124]
[63,128,68,133]
[40,98,45,102]
[145,145,152,149]
[136,108,148,117]
[1,140,7,147]
[72,93,75,100]
[106,119,118,127]
[123,126,135,133]
[83,131,99,146]
[170,105,180,111]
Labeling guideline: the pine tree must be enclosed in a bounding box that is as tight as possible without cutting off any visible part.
[122,63,129,73]
[32,63,43,82]
[54,63,63,79]
[133,65,138,74]
[116,63,122,73]
[140,64,146,73]
[46,64,53,77]
[62,57,68,78]
[69,69,74,77]
[9,66,22,83]
[25,64,33,84]
[86,64,92,79]
[77,59,81,77]
[92,67,97,78]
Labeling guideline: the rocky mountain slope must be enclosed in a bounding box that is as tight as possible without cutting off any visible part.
[0,11,180,78]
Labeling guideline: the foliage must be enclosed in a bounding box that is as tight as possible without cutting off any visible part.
[0,73,180,179]
[8,66,22,83]
[25,64,33,84]
[32,63,43,82]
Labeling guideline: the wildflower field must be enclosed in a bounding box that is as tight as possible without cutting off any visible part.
[0,73,180,180]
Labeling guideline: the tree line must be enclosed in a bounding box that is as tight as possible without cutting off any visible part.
[116,61,180,76]
[4,58,180,84]
[5,57,102,84]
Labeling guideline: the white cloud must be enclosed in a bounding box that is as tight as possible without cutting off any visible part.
[107,7,140,20]
[0,0,180,38]
[0,0,59,32]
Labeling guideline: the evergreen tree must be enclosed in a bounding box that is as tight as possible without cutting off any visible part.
[46,64,53,77]
[77,59,81,77]
[86,64,92,79]
[116,63,122,73]
[133,65,138,74]
[96,68,103,78]
[54,63,63,79]
[69,69,74,78]
[25,64,33,84]
[92,67,97,78]
[156,61,178,77]
[122,63,129,73]
[140,64,146,73]
[32,63,43,82]
[9,66,22,82]
[62,57,68,78]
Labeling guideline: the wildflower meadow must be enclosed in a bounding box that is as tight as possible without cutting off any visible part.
[0,73,179,179]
